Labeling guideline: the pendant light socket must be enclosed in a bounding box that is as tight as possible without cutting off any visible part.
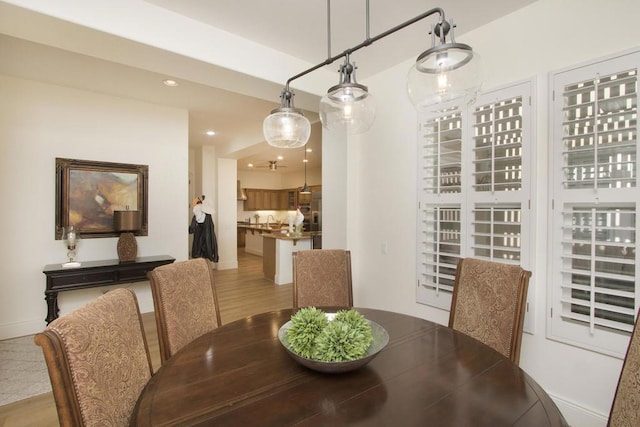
[407,21,483,111]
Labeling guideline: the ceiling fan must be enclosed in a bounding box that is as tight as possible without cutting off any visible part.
[255,161,287,171]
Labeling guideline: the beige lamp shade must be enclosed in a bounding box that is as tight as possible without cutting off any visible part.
[113,210,141,232]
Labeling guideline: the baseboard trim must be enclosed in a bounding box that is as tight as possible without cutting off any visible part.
[550,392,608,427]
[216,260,238,270]
[0,318,45,341]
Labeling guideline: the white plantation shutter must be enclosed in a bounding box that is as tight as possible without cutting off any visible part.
[417,105,465,310]
[420,110,463,194]
[549,49,639,357]
[417,204,462,308]
[472,97,524,193]
[471,205,522,261]
[560,207,636,332]
[562,70,636,190]
[469,85,530,268]
[417,81,533,313]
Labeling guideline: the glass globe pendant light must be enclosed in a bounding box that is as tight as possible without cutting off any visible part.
[407,19,483,111]
[264,4,482,143]
[319,54,375,134]
[263,87,311,148]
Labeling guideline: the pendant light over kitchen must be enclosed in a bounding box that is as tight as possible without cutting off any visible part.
[263,1,482,147]
[300,149,311,194]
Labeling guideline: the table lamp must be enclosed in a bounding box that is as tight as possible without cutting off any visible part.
[62,225,81,268]
[113,210,141,263]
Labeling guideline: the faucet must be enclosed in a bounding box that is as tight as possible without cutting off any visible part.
[266,215,275,229]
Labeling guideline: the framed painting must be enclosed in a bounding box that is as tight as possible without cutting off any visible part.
[55,158,149,239]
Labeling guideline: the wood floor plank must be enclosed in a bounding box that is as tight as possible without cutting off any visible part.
[0,249,292,426]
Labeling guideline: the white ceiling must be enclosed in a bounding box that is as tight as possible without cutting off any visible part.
[0,0,537,173]
[146,0,536,80]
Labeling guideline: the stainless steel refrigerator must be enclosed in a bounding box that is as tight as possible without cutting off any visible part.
[311,191,322,248]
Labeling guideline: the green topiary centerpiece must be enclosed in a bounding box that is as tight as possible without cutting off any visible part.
[286,307,373,362]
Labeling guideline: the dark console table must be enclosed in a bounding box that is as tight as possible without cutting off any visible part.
[43,255,175,324]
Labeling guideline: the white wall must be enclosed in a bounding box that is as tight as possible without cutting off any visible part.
[322,127,349,250]
[0,74,188,339]
[216,158,238,270]
[3,0,639,424]
[348,1,640,426]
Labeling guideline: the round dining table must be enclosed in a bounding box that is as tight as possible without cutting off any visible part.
[131,308,568,426]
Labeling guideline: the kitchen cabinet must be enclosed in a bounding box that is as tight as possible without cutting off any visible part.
[243,187,319,211]
[244,189,277,210]
[259,191,269,209]
[244,229,264,255]
[244,189,262,210]
[237,227,246,247]
[278,191,289,210]
[263,237,276,280]
[284,189,297,210]
[268,191,280,209]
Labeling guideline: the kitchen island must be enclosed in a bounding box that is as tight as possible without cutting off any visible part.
[262,233,312,285]
[237,223,281,256]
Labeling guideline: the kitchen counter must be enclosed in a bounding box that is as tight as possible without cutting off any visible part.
[238,222,319,260]
[262,232,314,242]
[238,223,285,255]
[237,223,283,233]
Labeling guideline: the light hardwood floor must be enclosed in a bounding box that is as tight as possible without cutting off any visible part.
[0,249,293,427]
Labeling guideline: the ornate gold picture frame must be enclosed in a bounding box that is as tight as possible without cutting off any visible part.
[55,158,148,239]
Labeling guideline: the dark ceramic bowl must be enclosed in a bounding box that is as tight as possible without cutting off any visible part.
[278,315,389,374]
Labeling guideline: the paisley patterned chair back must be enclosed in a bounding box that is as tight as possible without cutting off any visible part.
[34,288,153,426]
[293,249,353,309]
[448,258,531,365]
[148,258,221,364]
[608,310,640,427]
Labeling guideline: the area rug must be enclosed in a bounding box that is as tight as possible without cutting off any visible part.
[0,335,51,406]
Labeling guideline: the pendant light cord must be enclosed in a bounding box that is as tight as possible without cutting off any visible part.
[366,0,370,40]
[284,6,446,89]
[327,0,331,59]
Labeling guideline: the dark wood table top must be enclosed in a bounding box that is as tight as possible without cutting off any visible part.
[131,308,567,427]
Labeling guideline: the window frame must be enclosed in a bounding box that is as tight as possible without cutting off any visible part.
[547,48,640,358]
[416,80,535,330]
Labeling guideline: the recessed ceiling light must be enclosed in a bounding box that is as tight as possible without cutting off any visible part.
[306,148,313,152]
[248,163,254,168]
[163,79,178,87]
[277,155,283,160]
[206,130,216,136]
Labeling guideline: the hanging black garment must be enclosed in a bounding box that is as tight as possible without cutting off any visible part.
[189,213,219,262]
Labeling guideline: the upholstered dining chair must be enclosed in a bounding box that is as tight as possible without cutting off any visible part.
[292,249,353,308]
[148,257,222,364]
[608,309,640,427]
[448,257,531,365]
[34,288,153,427]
